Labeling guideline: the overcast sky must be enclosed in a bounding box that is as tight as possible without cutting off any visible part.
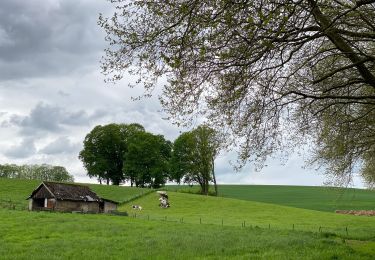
[0,0,365,187]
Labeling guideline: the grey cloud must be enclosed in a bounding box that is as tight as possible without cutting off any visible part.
[4,102,108,135]
[58,90,70,97]
[0,0,113,80]
[4,138,36,158]
[39,136,81,155]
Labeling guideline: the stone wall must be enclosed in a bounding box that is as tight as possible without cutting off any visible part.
[103,201,117,213]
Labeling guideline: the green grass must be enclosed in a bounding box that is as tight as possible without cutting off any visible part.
[1,178,374,258]
[0,178,149,208]
[120,191,375,240]
[166,185,375,212]
[0,208,372,259]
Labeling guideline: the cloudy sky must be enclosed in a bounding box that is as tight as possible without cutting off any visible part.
[0,0,365,187]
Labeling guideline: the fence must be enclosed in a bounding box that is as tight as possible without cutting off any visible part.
[124,212,374,239]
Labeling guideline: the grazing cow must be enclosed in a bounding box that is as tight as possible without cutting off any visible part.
[132,205,142,210]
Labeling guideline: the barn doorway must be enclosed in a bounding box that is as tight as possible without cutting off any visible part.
[33,198,44,208]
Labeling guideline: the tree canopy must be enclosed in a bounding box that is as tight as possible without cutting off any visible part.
[170,125,221,195]
[0,164,74,182]
[79,123,172,187]
[100,0,375,186]
[79,123,145,185]
[123,131,172,188]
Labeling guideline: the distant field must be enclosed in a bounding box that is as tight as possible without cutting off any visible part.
[166,185,375,212]
[0,178,149,208]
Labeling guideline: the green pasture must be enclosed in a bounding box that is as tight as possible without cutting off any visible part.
[0,208,373,259]
[166,185,375,212]
[1,178,374,258]
[0,178,148,208]
[120,191,375,240]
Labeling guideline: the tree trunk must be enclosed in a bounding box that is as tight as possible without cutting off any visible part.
[212,159,218,196]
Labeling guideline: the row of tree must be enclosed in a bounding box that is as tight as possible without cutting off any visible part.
[0,164,74,182]
[79,123,219,194]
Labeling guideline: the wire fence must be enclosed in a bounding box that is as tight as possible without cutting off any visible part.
[123,211,375,239]
[1,196,373,240]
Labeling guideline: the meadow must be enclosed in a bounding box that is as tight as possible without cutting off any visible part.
[166,184,375,212]
[0,178,148,209]
[0,178,374,259]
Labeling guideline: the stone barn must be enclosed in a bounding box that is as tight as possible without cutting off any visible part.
[27,182,118,213]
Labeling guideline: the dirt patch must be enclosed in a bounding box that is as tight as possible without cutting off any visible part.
[335,210,375,216]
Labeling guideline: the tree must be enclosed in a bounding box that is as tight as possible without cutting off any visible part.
[123,131,171,188]
[79,123,145,185]
[99,1,375,186]
[0,164,74,182]
[171,125,221,195]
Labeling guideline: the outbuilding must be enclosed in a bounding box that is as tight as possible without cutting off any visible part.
[27,181,118,213]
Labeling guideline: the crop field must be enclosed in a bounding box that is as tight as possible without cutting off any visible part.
[0,178,374,259]
[166,184,375,212]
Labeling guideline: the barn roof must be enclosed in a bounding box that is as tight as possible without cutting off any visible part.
[29,182,101,202]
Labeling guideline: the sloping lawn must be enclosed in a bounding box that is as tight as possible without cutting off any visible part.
[120,191,375,240]
[166,185,375,212]
[0,178,149,208]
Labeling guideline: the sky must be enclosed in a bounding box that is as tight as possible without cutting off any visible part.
[0,0,366,187]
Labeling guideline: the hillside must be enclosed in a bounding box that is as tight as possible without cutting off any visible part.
[120,191,375,240]
[0,178,148,209]
[166,185,375,212]
[0,178,374,258]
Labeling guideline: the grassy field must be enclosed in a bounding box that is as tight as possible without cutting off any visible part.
[120,191,375,240]
[0,208,373,259]
[0,178,148,209]
[166,185,375,212]
[1,178,374,258]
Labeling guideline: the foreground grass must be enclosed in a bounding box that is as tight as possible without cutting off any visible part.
[121,192,375,240]
[0,178,148,208]
[166,185,375,212]
[0,208,372,259]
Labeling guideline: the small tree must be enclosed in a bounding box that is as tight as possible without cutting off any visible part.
[171,125,220,195]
